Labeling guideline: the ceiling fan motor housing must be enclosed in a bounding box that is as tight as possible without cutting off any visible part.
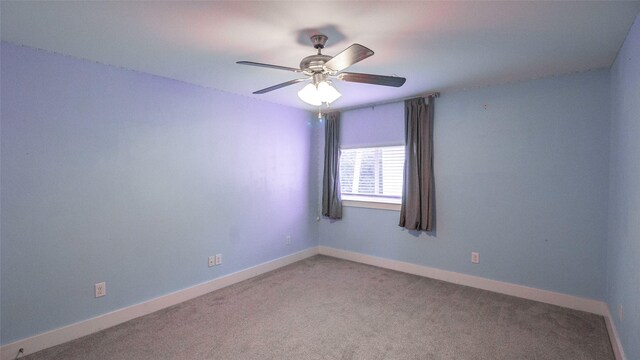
[300,34,334,75]
[300,54,333,75]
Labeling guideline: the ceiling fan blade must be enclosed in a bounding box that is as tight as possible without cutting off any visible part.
[253,78,308,94]
[324,44,374,72]
[337,72,406,87]
[237,61,301,73]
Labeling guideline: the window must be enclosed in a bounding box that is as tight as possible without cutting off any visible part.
[339,145,405,208]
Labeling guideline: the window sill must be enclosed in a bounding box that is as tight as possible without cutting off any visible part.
[342,199,401,211]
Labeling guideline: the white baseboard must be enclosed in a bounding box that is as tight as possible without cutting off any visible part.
[318,246,628,359]
[318,246,605,314]
[603,304,627,360]
[3,246,626,360]
[0,247,319,360]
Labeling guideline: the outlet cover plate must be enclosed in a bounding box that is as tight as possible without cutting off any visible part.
[95,282,106,298]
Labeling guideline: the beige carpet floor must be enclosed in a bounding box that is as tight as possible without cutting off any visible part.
[22,255,613,359]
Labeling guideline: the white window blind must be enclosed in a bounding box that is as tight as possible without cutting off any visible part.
[339,145,405,204]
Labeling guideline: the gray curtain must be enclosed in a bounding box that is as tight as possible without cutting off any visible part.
[399,96,434,231]
[322,112,342,219]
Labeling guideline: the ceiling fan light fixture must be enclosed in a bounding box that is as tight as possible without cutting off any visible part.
[297,81,341,106]
[298,83,323,106]
[317,81,342,103]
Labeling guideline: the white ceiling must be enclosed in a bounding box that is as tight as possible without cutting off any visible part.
[2,1,639,111]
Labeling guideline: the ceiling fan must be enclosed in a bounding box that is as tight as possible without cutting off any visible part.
[237,34,406,107]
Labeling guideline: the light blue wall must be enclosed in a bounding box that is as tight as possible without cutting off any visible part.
[341,103,404,147]
[607,15,640,360]
[0,43,319,344]
[320,70,611,301]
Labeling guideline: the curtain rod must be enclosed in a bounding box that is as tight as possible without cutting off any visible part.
[335,91,440,112]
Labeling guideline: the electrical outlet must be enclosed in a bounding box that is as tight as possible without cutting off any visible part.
[286,235,292,246]
[215,253,222,265]
[471,252,480,264]
[208,256,215,267]
[95,282,106,298]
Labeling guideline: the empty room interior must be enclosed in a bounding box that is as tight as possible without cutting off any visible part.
[1,2,640,359]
